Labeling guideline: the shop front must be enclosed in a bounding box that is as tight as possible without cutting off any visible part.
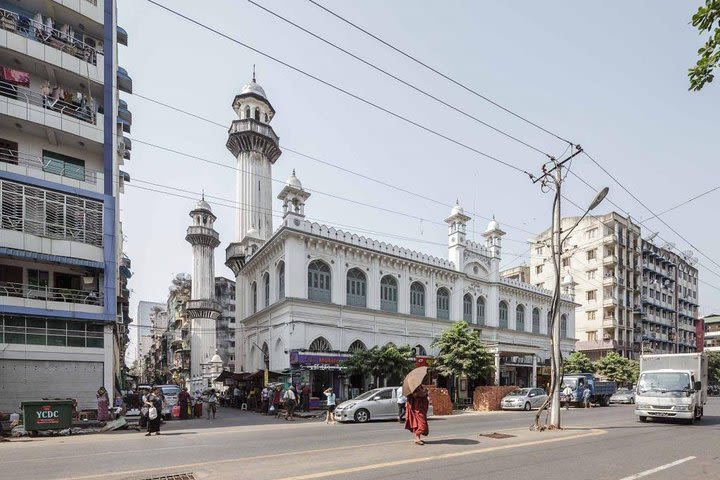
[289,350,349,408]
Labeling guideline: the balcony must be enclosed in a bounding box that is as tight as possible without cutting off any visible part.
[0,148,103,193]
[602,296,617,307]
[0,281,103,313]
[603,254,617,265]
[0,7,103,82]
[0,80,102,143]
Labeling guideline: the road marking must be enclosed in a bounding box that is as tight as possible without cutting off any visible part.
[277,429,607,480]
[0,444,212,465]
[617,456,696,480]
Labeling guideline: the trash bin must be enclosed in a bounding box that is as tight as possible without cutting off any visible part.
[21,400,74,434]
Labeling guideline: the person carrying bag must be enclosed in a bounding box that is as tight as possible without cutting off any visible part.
[283,386,297,421]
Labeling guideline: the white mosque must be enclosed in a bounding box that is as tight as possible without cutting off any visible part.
[190,73,578,402]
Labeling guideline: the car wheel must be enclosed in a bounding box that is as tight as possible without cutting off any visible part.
[354,409,370,423]
[524,402,531,411]
[638,416,647,423]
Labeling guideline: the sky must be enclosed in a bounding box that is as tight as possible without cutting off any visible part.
[119,1,720,362]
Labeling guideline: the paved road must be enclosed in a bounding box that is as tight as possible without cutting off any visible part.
[2,400,720,480]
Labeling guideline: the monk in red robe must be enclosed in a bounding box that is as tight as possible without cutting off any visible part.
[404,385,429,445]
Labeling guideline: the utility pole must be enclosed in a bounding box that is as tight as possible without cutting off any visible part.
[530,145,607,430]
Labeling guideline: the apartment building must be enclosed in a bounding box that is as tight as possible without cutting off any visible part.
[500,265,530,283]
[0,0,131,410]
[703,314,720,352]
[136,300,164,379]
[530,212,642,359]
[640,239,699,354]
[215,276,236,372]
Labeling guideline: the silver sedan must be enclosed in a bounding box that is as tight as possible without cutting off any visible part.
[609,387,636,404]
[334,387,402,423]
[501,388,548,411]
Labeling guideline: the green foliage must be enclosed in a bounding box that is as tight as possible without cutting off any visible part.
[431,321,494,380]
[708,351,720,383]
[341,344,414,384]
[593,352,638,385]
[563,352,594,374]
[689,0,720,90]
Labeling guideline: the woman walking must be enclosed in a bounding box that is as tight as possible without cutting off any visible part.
[404,385,429,445]
[145,388,162,436]
[178,387,191,420]
[96,387,109,422]
[206,389,218,420]
[324,387,336,424]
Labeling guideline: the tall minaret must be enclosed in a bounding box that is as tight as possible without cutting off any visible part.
[226,70,282,243]
[186,196,222,383]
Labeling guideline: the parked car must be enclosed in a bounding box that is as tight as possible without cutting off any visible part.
[609,387,636,404]
[501,388,547,411]
[155,384,181,419]
[335,387,433,423]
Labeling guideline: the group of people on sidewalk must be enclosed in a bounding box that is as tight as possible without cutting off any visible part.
[562,384,594,409]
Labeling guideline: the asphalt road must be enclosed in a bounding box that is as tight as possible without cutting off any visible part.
[2,399,720,480]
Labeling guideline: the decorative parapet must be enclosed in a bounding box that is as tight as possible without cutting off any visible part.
[186,299,222,320]
[186,226,220,248]
[295,220,456,270]
[500,277,575,303]
[465,239,491,257]
[225,242,246,276]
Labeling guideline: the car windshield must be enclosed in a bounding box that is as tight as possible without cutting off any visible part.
[352,389,384,401]
[161,386,180,395]
[506,388,531,397]
[561,378,578,389]
[638,372,691,393]
[615,388,630,394]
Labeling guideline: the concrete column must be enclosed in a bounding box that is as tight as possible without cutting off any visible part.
[494,351,500,386]
[532,355,538,388]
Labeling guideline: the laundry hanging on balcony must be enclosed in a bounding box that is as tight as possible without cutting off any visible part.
[0,67,29,87]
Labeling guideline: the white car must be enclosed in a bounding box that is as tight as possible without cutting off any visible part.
[335,387,433,423]
[501,388,548,411]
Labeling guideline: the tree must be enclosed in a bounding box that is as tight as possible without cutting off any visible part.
[341,344,414,387]
[593,352,635,385]
[563,352,594,374]
[689,0,720,91]
[431,321,494,402]
[708,351,720,383]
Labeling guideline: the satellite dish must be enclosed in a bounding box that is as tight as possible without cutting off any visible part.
[689,258,698,266]
[683,250,694,257]
[646,232,659,242]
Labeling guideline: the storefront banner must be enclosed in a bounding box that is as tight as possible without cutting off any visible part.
[290,351,349,366]
[415,356,433,367]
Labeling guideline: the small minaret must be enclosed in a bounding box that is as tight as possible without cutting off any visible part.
[445,200,471,269]
[185,196,222,383]
[278,169,311,227]
[482,216,506,280]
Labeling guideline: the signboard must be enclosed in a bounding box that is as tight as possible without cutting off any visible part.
[415,356,434,367]
[696,319,705,352]
[289,351,350,366]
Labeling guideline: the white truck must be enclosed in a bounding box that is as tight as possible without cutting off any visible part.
[635,353,707,424]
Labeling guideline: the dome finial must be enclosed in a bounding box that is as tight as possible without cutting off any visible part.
[292,168,296,176]
[201,189,205,201]
[252,64,256,82]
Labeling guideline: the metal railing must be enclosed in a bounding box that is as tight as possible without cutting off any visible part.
[0,7,101,65]
[0,79,97,124]
[0,281,103,305]
[0,148,100,184]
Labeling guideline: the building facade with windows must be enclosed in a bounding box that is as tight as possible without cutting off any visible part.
[703,314,720,352]
[530,213,643,359]
[222,76,577,401]
[0,0,131,411]
[214,276,236,373]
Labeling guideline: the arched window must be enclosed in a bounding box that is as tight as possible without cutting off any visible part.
[410,282,425,316]
[308,260,331,303]
[547,311,552,336]
[263,272,270,308]
[348,340,366,352]
[264,112,269,122]
[380,275,398,312]
[516,304,525,331]
[277,261,285,300]
[532,308,540,334]
[261,342,269,369]
[254,107,260,121]
[561,314,568,338]
[476,296,485,326]
[415,344,427,356]
[251,281,257,314]
[309,336,332,352]
[499,301,508,328]
[244,106,250,119]
[463,293,473,322]
[437,287,450,320]
[346,268,367,307]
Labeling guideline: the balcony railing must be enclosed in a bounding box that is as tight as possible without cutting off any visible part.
[0,7,101,65]
[0,281,103,305]
[0,80,98,124]
[0,148,100,184]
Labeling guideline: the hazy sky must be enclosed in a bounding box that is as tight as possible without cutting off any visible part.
[119,1,720,361]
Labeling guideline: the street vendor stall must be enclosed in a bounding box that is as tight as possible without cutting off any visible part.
[289,350,349,408]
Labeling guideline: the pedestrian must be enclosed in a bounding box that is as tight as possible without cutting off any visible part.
[96,387,109,422]
[234,385,241,408]
[324,387,336,424]
[562,384,573,410]
[302,384,311,412]
[583,385,592,409]
[261,386,269,414]
[178,387,191,420]
[272,386,282,417]
[144,388,162,436]
[193,389,203,418]
[206,389,218,420]
[396,385,407,421]
[283,385,297,421]
[404,385,429,445]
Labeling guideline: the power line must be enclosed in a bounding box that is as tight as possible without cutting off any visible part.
[304,0,573,146]
[247,0,554,159]
[145,0,532,177]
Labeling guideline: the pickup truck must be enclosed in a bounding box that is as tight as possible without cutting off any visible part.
[635,353,707,424]
[561,373,616,407]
